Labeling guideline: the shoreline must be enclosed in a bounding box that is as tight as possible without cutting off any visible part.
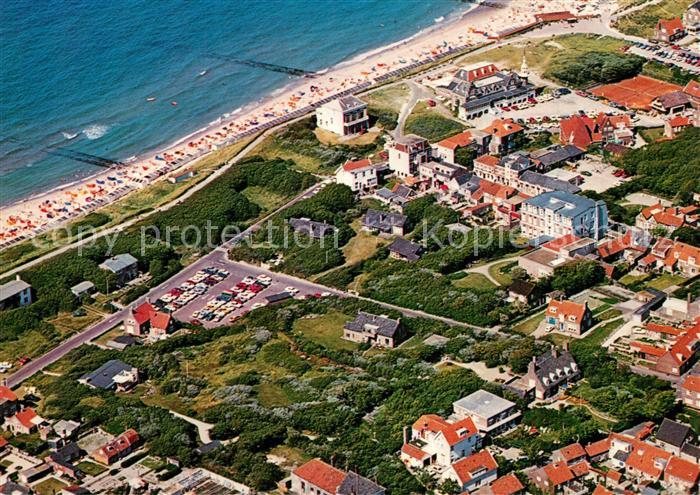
[0,0,592,249]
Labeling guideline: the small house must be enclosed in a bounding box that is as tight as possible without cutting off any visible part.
[388,237,423,262]
[99,253,138,286]
[343,312,405,348]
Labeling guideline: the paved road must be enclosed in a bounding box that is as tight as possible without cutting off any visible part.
[3,180,326,389]
[170,411,214,444]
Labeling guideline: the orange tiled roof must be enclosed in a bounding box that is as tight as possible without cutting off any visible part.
[413,414,478,446]
[542,234,580,253]
[451,450,498,484]
[630,341,667,357]
[488,474,524,495]
[646,322,683,337]
[13,408,39,430]
[464,64,500,82]
[665,242,700,269]
[543,461,575,486]
[343,158,372,172]
[665,455,700,485]
[558,442,586,462]
[668,115,691,128]
[657,17,685,35]
[592,486,613,495]
[0,386,17,402]
[585,437,611,457]
[559,114,600,150]
[293,459,346,494]
[475,155,500,168]
[437,130,474,150]
[682,375,700,394]
[482,118,523,138]
[625,439,671,478]
[685,80,700,99]
[547,299,587,324]
[401,443,428,460]
[570,461,590,477]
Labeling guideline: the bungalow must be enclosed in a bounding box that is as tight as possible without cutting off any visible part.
[526,461,587,494]
[518,234,597,279]
[316,95,369,136]
[99,253,139,286]
[124,300,173,339]
[400,414,482,469]
[289,218,338,239]
[70,281,95,299]
[387,237,423,262]
[79,359,140,391]
[3,408,45,435]
[0,275,32,309]
[441,450,498,492]
[343,312,405,348]
[91,429,140,465]
[290,458,384,495]
[362,209,407,236]
[335,158,381,192]
[387,134,431,177]
[481,119,524,155]
[655,17,686,43]
[507,280,538,306]
[545,299,593,336]
[168,168,195,184]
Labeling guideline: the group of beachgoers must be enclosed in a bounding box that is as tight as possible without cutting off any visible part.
[0,0,596,249]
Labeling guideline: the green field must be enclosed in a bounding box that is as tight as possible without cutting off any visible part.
[646,273,686,291]
[488,260,517,286]
[34,478,69,495]
[404,102,465,142]
[293,311,357,351]
[512,310,545,335]
[452,273,497,290]
[77,460,108,476]
[583,318,625,346]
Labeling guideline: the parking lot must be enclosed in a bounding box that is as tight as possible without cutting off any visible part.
[628,43,700,75]
[147,251,340,328]
[576,157,626,193]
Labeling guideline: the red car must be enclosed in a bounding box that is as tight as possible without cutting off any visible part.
[427,99,436,107]
[190,318,202,326]
[528,97,537,104]
[18,356,31,366]
[249,284,264,293]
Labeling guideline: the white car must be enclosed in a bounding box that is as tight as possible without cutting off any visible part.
[242,276,256,285]
[285,286,299,294]
[251,302,267,310]
[321,292,331,297]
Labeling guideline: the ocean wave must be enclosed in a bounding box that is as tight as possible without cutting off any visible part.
[82,124,109,140]
[62,131,79,140]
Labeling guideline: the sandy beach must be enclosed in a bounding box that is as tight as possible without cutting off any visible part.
[0,0,595,248]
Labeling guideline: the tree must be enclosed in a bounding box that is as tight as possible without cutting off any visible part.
[551,260,605,296]
[439,478,462,495]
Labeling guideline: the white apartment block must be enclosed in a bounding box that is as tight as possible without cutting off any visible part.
[520,190,608,240]
[316,95,369,136]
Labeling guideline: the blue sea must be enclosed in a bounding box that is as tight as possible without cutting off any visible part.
[0,0,470,206]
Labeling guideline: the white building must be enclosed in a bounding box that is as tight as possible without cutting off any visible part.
[452,390,521,436]
[520,190,608,240]
[0,275,32,309]
[316,95,369,136]
[335,158,380,192]
[387,134,431,178]
[400,414,482,470]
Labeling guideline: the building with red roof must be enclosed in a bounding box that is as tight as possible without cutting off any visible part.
[336,158,384,193]
[681,374,700,410]
[443,450,498,492]
[434,130,478,164]
[481,119,524,154]
[545,299,593,336]
[3,407,45,435]
[400,413,482,470]
[665,454,700,493]
[665,114,693,138]
[636,204,697,234]
[597,230,649,263]
[0,386,18,418]
[553,442,587,465]
[592,485,613,495]
[591,75,683,111]
[559,113,633,151]
[473,473,524,495]
[526,460,585,494]
[91,429,140,465]
[655,17,686,43]
[290,458,385,495]
[585,437,611,461]
[638,238,700,278]
[124,300,173,340]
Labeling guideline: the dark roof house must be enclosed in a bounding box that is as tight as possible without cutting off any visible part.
[388,237,423,261]
[362,209,407,235]
[289,218,337,239]
[78,359,138,390]
[656,418,693,453]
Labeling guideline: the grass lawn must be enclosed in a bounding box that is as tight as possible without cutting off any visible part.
[678,407,700,436]
[92,325,126,347]
[512,310,545,335]
[488,260,518,286]
[615,0,693,38]
[646,273,686,291]
[583,318,625,346]
[452,273,497,290]
[34,478,69,495]
[342,228,389,266]
[293,311,357,351]
[639,127,665,143]
[457,34,628,75]
[241,186,290,211]
[404,102,465,142]
[138,456,165,471]
[642,61,696,86]
[544,332,572,347]
[77,460,108,476]
[269,445,311,468]
[364,84,411,112]
[596,309,623,321]
[256,382,291,408]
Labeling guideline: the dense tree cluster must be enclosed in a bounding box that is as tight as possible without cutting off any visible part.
[545,51,645,87]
